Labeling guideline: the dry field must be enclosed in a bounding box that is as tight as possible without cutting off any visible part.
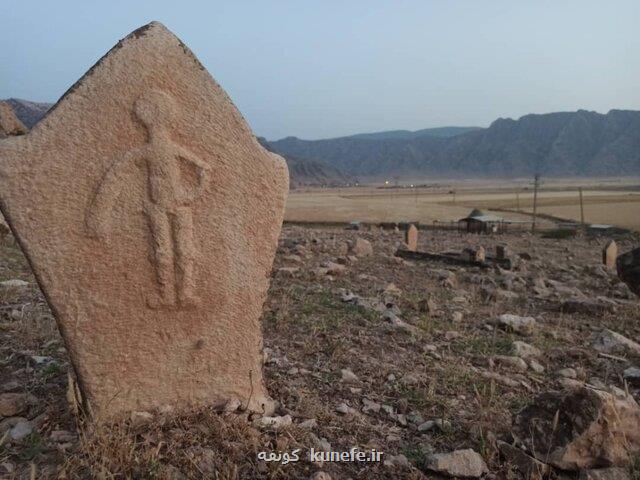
[286,178,640,231]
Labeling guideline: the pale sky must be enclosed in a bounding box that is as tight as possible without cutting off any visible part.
[1,1,638,140]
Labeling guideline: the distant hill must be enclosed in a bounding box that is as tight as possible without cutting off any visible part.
[3,98,52,128]
[258,138,357,187]
[269,110,640,177]
[347,126,481,141]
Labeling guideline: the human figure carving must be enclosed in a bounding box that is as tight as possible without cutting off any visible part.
[86,90,209,309]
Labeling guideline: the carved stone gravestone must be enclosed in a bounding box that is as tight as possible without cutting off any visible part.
[0,22,288,420]
[602,240,617,269]
[405,224,418,251]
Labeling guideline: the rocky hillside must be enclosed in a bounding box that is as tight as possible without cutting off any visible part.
[1,225,639,478]
[268,110,640,178]
[258,137,357,187]
[3,98,52,128]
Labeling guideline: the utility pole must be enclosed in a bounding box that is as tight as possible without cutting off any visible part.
[579,187,585,227]
[531,174,540,233]
[516,191,520,212]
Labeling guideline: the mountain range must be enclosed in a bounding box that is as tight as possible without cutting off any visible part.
[4,98,639,180]
[269,110,640,178]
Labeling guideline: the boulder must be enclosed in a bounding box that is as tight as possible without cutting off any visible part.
[497,440,550,480]
[616,247,640,297]
[512,387,640,470]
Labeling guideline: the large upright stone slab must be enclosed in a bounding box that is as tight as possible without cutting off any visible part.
[0,22,288,420]
[405,224,418,251]
[602,240,617,269]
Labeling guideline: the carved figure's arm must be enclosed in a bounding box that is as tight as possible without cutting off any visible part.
[86,149,142,238]
[176,145,210,199]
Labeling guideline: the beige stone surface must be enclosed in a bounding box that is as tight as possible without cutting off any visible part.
[0,22,288,420]
[513,387,640,470]
[405,224,418,251]
[0,102,27,138]
[602,240,617,268]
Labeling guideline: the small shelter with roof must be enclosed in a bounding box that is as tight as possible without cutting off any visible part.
[458,209,506,234]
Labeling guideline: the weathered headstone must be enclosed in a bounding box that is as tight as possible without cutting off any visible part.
[405,224,418,251]
[0,102,27,138]
[602,240,617,269]
[0,22,288,420]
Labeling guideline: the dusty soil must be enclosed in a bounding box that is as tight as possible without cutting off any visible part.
[286,180,640,231]
[1,225,639,479]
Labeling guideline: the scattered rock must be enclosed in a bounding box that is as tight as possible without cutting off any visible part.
[561,298,616,315]
[130,411,154,427]
[0,393,37,417]
[557,368,578,379]
[513,341,541,358]
[494,355,528,372]
[9,420,32,441]
[512,387,640,470]
[424,449,489,478]
[497,440,550,480]
[591,330,640,356]
[258,415,292,429]
[348,238,373,257]
[0,279,29,289]
[494,314,537,335]
[340,369,359,384]
[335,403,356,415]
[579,467,631,480]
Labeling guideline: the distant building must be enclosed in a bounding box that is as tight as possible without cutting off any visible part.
[458,209,506,234]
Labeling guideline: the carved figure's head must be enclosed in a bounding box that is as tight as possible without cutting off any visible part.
[133,90,176,130]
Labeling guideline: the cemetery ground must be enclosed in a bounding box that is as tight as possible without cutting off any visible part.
[286,178,640,232]
[1,225,640,479]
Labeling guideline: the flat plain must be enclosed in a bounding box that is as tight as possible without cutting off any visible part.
[286,178,640,231]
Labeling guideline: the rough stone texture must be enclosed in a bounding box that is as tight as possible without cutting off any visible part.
[497,441,549,480]
[513,387,640,470]
[616,247,640,297]
[424,449,488,478]
[0,22,288,420]
[602,240,617,269]
[0,101,27,138]
[348,237,373,257]
[405,224,418,251]
[579,467,632,480]
[591,329,640,356]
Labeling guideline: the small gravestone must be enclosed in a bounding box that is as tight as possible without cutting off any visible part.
[602,240,617,269]
[0,22,288,420]
[405,224,418,251]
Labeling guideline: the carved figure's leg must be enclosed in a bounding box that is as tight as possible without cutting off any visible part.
[173,207,198,308]
[145,203,176,308]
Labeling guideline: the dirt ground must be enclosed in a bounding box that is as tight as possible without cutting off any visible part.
[1,225,639,479]
[286,179,640,231]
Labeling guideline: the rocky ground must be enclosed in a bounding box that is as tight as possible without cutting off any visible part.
[1,225,639,479]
